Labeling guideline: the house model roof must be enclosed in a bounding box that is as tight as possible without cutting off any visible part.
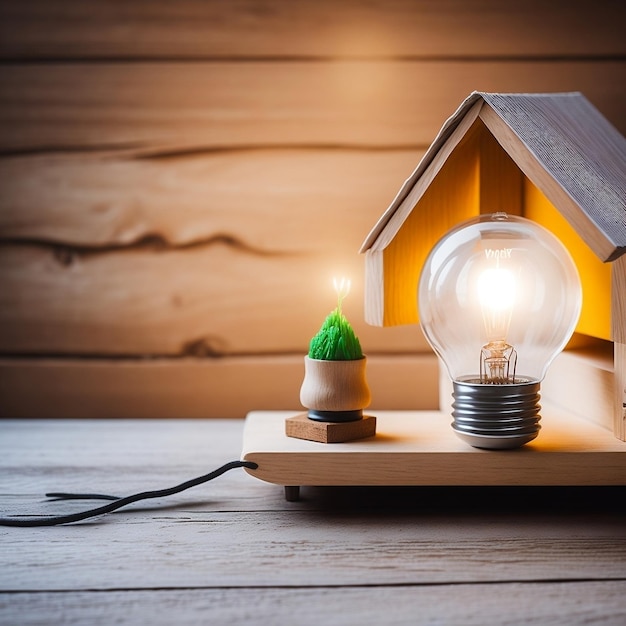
[361,91,626,263]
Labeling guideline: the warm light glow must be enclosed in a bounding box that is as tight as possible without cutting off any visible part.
[418,212,582,448]
[418,212,581,386]
[476,265,517,381]
[524,179,611,340]
[333,276,351,306]
[477,268,515,313]
[477,264,516,348]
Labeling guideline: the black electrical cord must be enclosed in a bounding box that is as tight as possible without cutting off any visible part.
[0,460,258,527]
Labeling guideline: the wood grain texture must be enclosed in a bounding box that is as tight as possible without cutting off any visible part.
[1,1,625,616]
[285,413,378,444]
[479,94,626,261]
[1,504,624,589]
[0,355,439,419]
[0,419,625,585]
[616,343,626,441]
[1,0,625,58]
[1,61,624,152]
[0,243,431,356]
[1,0,624,419]
[481,101,618,262]
[613,256,626,344]
[0,150,430,360]
[0,418,625,625]
[0,150,422,248]
[2,583,626,626]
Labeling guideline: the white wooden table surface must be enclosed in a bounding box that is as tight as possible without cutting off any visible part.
[1,418,625,625]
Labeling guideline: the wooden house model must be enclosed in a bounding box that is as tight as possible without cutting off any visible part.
[360,91,626,441]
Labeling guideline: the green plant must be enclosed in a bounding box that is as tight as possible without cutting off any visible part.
[308,279,363,360]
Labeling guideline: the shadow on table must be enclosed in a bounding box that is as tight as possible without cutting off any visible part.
[298,485,626,514]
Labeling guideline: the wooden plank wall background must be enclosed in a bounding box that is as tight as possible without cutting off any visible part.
[0,1,624,418]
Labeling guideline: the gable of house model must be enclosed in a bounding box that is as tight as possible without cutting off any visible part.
[360,91,626,335]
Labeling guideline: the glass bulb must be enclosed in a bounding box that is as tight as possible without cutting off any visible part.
[418,212,582,449]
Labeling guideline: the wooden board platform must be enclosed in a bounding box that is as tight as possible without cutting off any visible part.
[242,408,626,492]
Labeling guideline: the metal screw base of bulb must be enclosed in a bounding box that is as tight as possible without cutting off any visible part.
[451,378,541,449]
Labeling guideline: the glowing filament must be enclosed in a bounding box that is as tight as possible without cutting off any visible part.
[477,267,515,342]
[477,266,517,383]
[333,276,351,310]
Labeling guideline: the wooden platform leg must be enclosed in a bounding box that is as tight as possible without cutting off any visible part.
[284,486,300,502]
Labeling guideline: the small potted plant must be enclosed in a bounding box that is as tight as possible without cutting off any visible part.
[300,278,371,422]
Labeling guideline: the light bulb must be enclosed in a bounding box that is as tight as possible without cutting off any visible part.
[418,212,582,449]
